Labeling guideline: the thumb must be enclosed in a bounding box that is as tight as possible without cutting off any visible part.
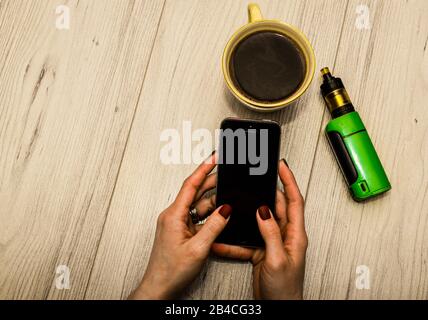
[190,204,232,249]
[257,206,284,258]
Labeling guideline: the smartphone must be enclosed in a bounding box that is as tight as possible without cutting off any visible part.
[215,118,281,248]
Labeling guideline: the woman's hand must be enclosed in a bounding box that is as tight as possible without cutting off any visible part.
[211,159,308,300]
[130,153,231,300]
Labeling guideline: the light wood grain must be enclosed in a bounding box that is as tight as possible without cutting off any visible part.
[1,0,427,300]
[304,0,428,299]
[84,0,349,299]
[0,0,165,299]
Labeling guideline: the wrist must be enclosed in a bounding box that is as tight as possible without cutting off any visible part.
[131,272,176,300]
[130,280,168,300]
[278,288,304,300]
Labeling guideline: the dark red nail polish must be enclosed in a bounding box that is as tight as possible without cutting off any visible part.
[258,205,271,220]
[282,158,289,168]
[205,150,216,163]
[219,204,232,219]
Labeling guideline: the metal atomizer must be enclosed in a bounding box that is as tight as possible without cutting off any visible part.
[320,67,391,201]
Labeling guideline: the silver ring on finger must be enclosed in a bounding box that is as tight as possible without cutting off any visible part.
[189,207,200,224]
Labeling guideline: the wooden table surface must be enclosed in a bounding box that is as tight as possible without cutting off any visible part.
[0,0,427,300]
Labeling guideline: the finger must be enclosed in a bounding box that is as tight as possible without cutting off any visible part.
[278,159,305,232]
[175,152,216,211]
[187,219,204,234]
[256,206,284,259]
[211,243,254,261]
[275,189,287,231]
[193,194,216,219]
[194,173,217,201]
[187,195,216,229]
[189,204,232,251]
[278,160,308,254]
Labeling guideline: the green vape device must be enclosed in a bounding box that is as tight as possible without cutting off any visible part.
[320,67,391,201]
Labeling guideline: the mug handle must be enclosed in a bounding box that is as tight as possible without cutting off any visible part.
[248,3,263,23]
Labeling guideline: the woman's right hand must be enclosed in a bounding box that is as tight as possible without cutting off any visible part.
[211,159,308,300]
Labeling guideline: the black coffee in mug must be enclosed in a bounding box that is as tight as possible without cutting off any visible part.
[230,31,306,102]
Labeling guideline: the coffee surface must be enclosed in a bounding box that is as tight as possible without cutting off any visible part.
[231,32,306,102]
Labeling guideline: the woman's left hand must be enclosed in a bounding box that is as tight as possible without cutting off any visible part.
[130,153,231,299]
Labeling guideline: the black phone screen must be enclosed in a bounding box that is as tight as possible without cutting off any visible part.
[215,118,281,248]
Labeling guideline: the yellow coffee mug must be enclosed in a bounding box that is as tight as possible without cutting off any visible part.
[222,3,316,112]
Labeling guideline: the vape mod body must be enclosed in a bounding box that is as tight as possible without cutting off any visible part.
[321,68,391,201]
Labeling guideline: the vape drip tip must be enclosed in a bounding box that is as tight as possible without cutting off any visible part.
[320,67,355,118]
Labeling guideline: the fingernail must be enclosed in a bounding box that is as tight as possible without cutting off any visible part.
[219,204,232,219]
[258,205,271,220]
[205,150,216,163]
[282,158,289,168]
